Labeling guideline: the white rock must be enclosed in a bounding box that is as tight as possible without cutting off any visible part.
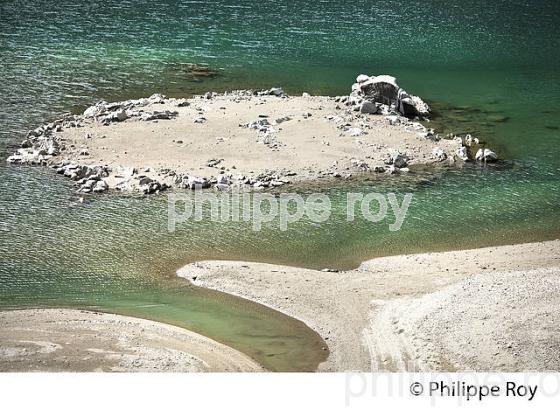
[455,147,469,161]
[268,87,285,97]
[475,148,498,162]
[348,128,364,137]
[93,180,108,193]
[6,154,23,164]
[356,74,370,84]
[432,147,447,161]
[386,165,399,174]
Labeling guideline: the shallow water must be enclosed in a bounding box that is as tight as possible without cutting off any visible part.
[0,0,559,371]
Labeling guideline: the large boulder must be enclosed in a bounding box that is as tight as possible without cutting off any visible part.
[359,75,400,106]
[352,74,430,118]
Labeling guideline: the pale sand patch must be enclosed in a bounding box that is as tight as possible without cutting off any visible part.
[0,309,263,372]
[178,240,560,372]
[57,94,461,190]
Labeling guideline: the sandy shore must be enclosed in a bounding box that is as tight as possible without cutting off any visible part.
[178,240,560,372]
[0,309,263,372]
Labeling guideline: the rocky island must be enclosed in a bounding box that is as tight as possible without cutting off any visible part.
[6,74,497,195]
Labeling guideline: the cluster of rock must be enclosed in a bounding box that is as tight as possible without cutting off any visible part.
[7,114,81,166]
[82,93,179,124]
[344,129,498,177]
[6,93,185,168]
[203,88,287,102]
[48,162,110,193]
[171,168,293,191]
[241,115,293,149]
[334,74,431,119]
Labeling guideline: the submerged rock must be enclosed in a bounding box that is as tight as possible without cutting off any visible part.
[168,63,220,82]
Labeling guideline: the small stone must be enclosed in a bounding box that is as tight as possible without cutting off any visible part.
[93,180,108,193]
[475,148,498,162]
[432,147,447,162]
[455,147,469,161]
[268,87,285,97]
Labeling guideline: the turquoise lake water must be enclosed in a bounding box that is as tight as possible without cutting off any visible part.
[0,0,559,370]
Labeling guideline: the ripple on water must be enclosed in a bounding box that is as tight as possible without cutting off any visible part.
[1,0,559,371]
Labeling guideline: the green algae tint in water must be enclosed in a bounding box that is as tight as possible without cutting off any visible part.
[1,0,560,370]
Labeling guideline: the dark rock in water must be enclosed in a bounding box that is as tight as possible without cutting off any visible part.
[168,63,220,82]
[486,114,510,123]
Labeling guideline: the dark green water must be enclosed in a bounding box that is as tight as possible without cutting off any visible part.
[1,0,559,370]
